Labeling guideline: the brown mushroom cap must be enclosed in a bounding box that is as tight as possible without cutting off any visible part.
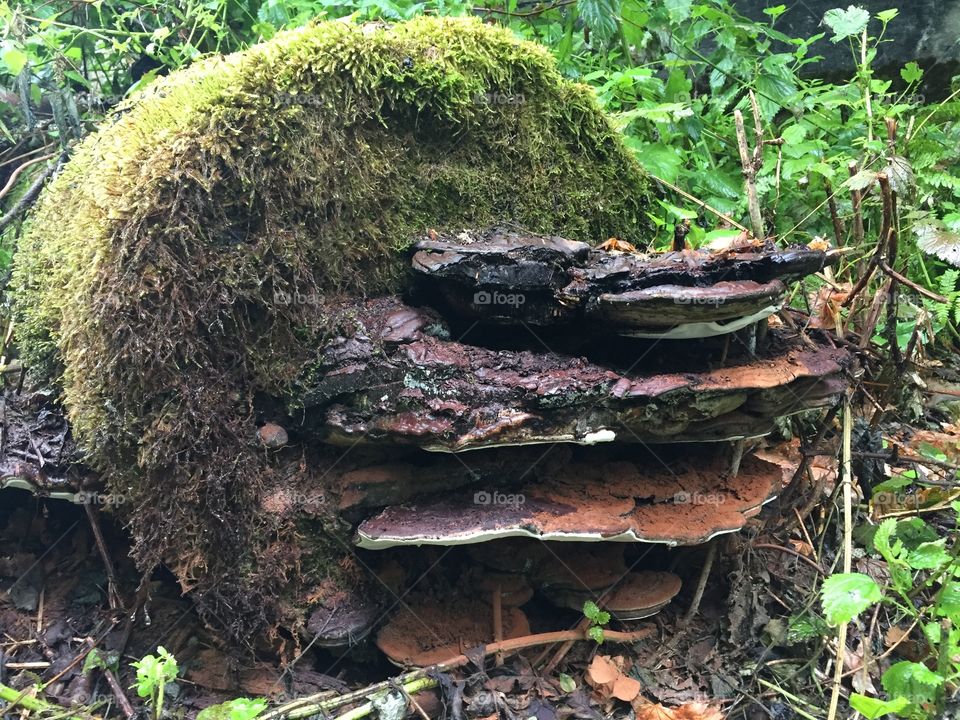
[375,597,530,667]
[602,571,682,619]
[531,545,627,590]
[545,571,682,620]
[477,572,535,608]
[356,449,779,549]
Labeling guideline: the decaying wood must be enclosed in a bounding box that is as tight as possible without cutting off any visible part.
[412,227,837,329]
[295,296,850,452]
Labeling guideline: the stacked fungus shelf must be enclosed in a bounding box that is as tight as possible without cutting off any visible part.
[283,228,849,665]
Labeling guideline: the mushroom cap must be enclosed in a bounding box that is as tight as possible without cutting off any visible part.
[545,571,682,620]
[375,596,530,667]
[304,595,381,648]
[356,449,780,548]
[532,545,627,590]
[603,571,683,620]
[477,571,535,607]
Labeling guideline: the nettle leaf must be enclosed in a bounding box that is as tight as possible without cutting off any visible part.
[823,6,871,43]
[763,5,787,19]
[664,0,692,23]
[901,61,923,84]
[936,581,960,618]
[849,693,910,719]
[821,573,883,625]
[873,518,902,562]
[906,540,950,570]
[881,661,943,706]
[876,8,899,23]
[578,0,620,44]
[781,124,808,145]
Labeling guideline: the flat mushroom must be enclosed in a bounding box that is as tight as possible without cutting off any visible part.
[355,448,780,549]
[375,596,531,667]
[411,227,838,329]
[591,571,682,620]
[306,297,850,452]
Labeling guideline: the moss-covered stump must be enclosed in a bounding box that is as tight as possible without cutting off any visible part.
[11,17,653,640]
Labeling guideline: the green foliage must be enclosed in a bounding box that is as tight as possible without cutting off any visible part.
[820,572,882,625]
[583,599,611,644]
[132,647,178,720]
[823,507,960,718]
[197,697,268,720]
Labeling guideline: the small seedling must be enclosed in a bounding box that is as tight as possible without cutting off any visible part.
[132,646,179,720]
[583,600,611,644]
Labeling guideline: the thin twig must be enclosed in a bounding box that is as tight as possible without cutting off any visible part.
[83,503,123,611]
[878,261,948,303]
[681,540,717,623]
[0,153,55,203]
[264,627,654,720]
[848,161,865,248]
[823,177,845,246]
[647,172,750,233]
[826,394,853,720]
[0,154,63,234]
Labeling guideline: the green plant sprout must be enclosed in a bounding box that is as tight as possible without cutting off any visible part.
[583,600,611,644]
[132,646,179,720]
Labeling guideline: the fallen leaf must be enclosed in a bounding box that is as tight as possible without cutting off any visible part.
[611,675,641,701]
[586,655,619,686]
[632,700,726,720]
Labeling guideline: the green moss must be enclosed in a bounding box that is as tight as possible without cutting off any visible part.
[11,16,653,635]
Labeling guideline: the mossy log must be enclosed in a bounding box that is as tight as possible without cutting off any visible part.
[10,17,655,638]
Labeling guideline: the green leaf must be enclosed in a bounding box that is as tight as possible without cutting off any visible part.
[197,698,267,720]
[2,47,27,76]
[763,5,787,19]
[901,61,923,84]
[906,540,950,570]
[936,581,960,618]
[82,648,108,673]
[578,0,620,44]
[558,673,576,693]
[849,693,910,718]
[664,0,692,23]
[823,6,871,43]
[881,661,943,706]
[781,124,808,145]
[587,625,605,644]
[821,573,883,625]
[876,8,899,23]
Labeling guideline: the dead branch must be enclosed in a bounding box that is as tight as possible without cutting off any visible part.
[735,108,764,239]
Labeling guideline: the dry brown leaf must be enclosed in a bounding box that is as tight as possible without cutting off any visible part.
[586,655,619,686]
[598,237,638,253]
[632,700,725,720]
[611,675,641,701]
